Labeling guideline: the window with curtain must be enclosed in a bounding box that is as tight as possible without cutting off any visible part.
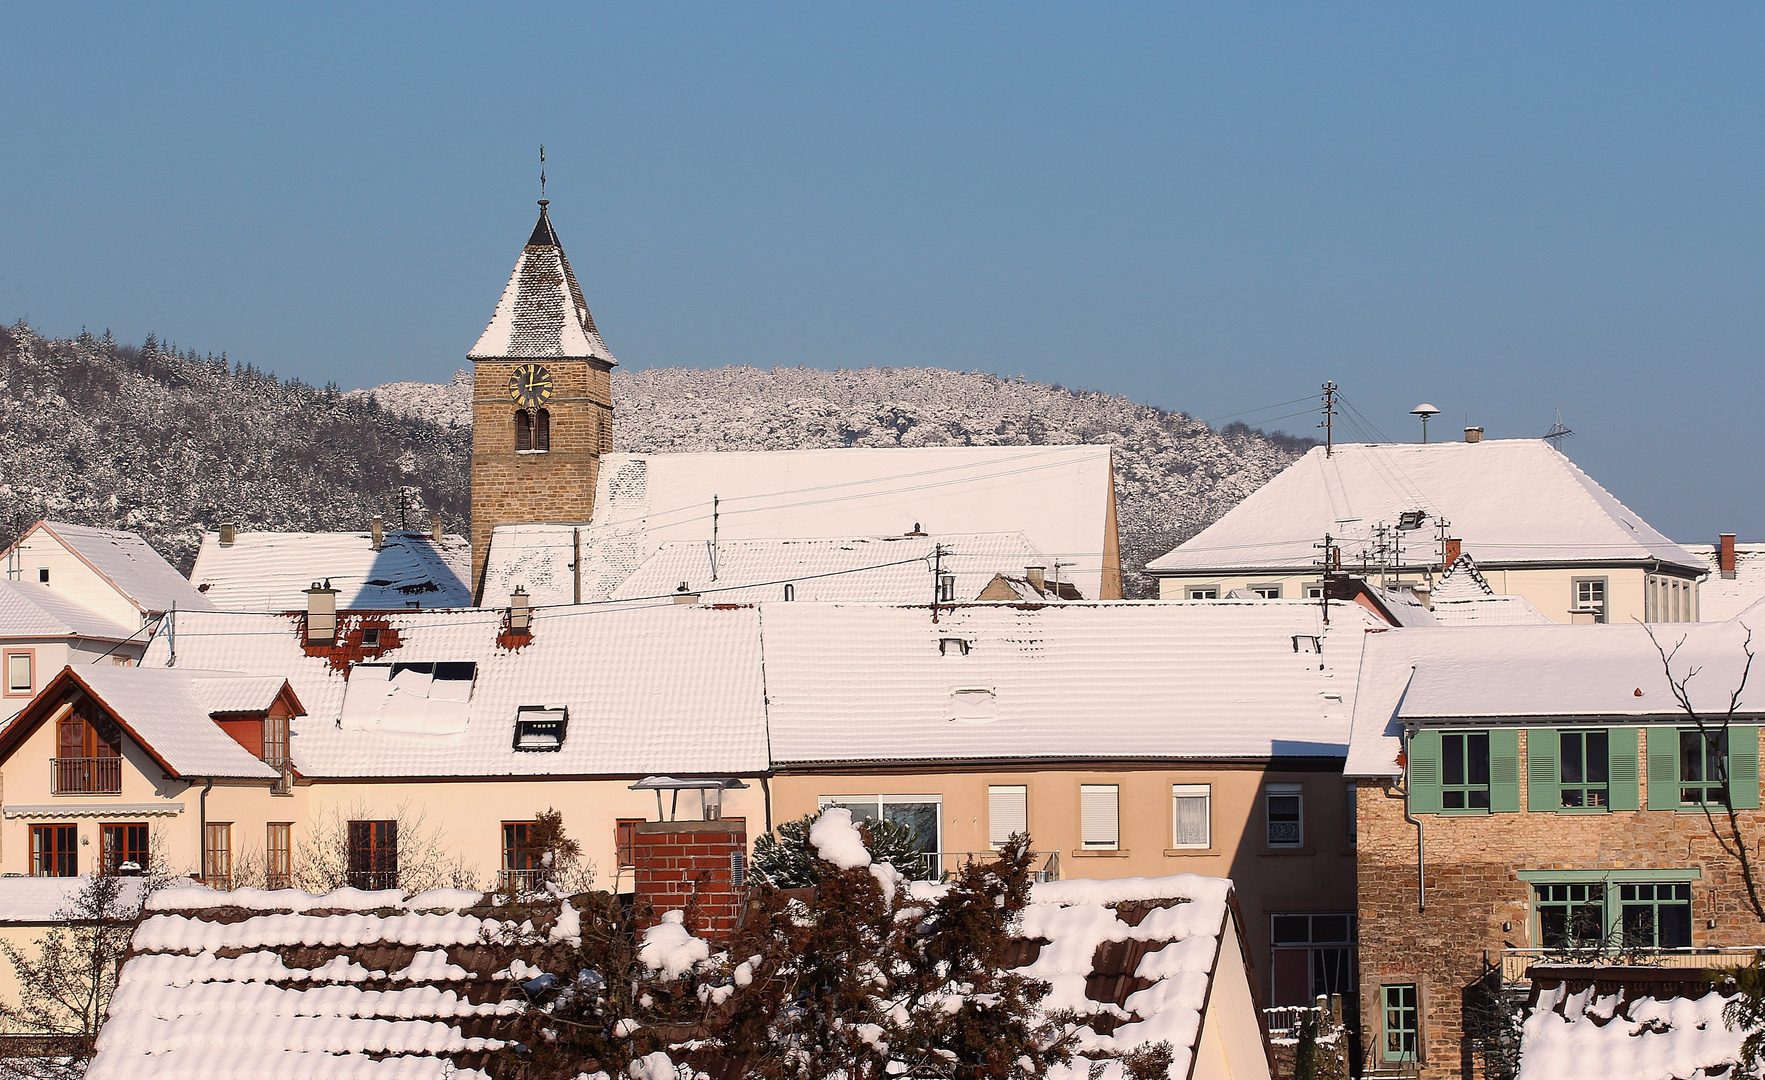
[1266,784,1303,847]
[203,823,232,888]
[1172,784,1210,848]
[266,823,292,889]
[1079,785,1119,849]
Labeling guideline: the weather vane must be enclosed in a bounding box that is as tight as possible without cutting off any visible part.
[539,144,547,202]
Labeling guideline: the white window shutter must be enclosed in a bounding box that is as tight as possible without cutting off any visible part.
[1080,785,1119,848]
[989,786,1028,847]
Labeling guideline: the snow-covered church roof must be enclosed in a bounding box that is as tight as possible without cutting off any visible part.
[480,445,1118,605]
[468,202,617,364]
[1146,439,1702,576]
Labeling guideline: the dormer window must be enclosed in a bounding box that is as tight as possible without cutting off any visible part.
[514,707,567,751]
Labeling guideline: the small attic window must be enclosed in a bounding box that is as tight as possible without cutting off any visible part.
[38,568,48,583]
[939,637,970,656]
[514,707,568,751]
[361,628,381,648]
[1293,635,1322,654]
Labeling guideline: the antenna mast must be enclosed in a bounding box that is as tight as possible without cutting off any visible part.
[1320,382,1338,457]
[1543,409,1574,449]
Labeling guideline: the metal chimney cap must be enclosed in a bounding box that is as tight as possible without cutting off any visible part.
[1410,403,1441,418]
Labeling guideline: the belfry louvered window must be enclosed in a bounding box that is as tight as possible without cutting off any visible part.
[535,409,551,451]
[515,410,533,451]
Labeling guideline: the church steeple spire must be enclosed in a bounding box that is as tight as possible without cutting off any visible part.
[468,200,617,366]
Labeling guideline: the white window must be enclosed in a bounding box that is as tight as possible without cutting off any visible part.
[1251,584,1282,599]
[5,653,31,694]
[1172,784,1211,848]
[819,795,943,875]
[1304,584,1325,599]
[1266,784,1303,847]
[988,785,1028,849]
[1080,784,1120,849]
[1572,578,1607,623]
[1187,587,1219,601]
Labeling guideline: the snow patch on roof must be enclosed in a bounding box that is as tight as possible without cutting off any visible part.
[0,579,137,640]
[192,530,472,612]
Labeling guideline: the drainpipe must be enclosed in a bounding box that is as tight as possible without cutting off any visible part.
[1388,724,1425,912]
[197,778,213,882]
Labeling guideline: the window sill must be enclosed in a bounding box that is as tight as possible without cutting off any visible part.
[516,449,549,456]
[1554,807,1612,815]
[1164,848,1218,857]
[1070,848,1130,858]
[1436,808,1492,816]
[1261,846,1316,856]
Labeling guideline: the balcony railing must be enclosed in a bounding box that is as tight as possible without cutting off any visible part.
[1500,946,1765,983]
[265,757,294,795]
[892,850,1061,883]
[498,868,549,894]
[52,757,120,795]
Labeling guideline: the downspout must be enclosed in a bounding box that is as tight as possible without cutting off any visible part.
[197,778,212,881]
[761,775,773,835]
[1388,724,1425,912]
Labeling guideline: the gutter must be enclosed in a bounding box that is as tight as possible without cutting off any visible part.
[197,778,213,881]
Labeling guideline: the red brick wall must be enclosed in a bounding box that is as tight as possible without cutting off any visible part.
[1357,728,1765,1078]
[632,819,748,940]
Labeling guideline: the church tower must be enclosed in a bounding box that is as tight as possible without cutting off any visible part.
[467,201,616,601]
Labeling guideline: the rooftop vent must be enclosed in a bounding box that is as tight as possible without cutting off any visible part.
[1397,510,1428,531]
[939,637,971,656]
[1292,635,1321,654]
[937,573,956,603]
[950,687,998,725]
[218,521,236,547]
[513,706,568,752]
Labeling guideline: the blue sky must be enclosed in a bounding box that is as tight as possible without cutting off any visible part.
[3,4,1761,542]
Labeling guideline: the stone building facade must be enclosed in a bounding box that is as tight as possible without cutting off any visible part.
[1356,727,1765,1077]
[467,202,617,599]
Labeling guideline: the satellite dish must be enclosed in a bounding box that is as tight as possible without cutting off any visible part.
[1410,403,1441,443]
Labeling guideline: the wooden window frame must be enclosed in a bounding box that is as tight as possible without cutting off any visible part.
[100,822,150,875]
[266,823,292,889]
[515,409,533,451]
[347,819,398,891]
[616,818,642,868]
[203,822,232,888]
[31,824,78,877]
[535,409,551,451]
[1440,731,1492,811]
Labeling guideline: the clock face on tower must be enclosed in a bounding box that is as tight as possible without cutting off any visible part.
[507,363,554,408]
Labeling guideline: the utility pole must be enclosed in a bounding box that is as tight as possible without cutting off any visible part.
[710,496,720,581]
[931,543,946,617]
[1320,382,1338,457]
[1314,533,1338,626]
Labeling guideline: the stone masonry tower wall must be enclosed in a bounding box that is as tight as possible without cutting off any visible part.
[466,201,618,600]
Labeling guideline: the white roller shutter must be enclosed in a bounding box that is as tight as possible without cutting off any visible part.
[988,785,1028,848]
[1080,784,1119,849]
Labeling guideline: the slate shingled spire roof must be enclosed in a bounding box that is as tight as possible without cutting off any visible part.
[468,200,618,364]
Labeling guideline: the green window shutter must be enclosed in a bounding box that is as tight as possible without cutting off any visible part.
[1490,729,1521,813]
[1526,729,1559,813]
[1408,729,1442,814]
[1646,727,1680,810]
[1608,728,1640,811]
[1729,725,1760,810]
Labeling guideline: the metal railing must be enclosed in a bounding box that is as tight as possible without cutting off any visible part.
[1500,946,1765,983]
[893,850,1061,883]
[51,757,120,795]
[498,868,548,893]
[1264,1004,1329,1039]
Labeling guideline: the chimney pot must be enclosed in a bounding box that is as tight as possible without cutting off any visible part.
[370,517,384,551]
[1464,427,1484,443]
[1720,533,1737,579]
[1025,566,1047,591]
[218,521,236,547]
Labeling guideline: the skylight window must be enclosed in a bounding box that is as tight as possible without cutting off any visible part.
[938,637,970,656]
[514,707,568,752]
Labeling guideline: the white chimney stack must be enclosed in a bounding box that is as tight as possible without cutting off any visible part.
[1025,566,1047,591]
[304,580,338,645]
[509,586,531,632]
[370,517,384,551]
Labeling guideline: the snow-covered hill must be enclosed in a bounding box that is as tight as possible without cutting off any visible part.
[0,322,1309,593]
[361,366,1312,594]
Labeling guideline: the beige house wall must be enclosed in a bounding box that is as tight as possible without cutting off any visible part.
[1194,910,1275,1080]
[1155,564,1697,625]
[4,533,147,629]
[771,763,1354,1003]
[4,643,145,726]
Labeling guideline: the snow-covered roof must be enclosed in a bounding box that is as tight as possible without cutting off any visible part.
[0,875,166,923]
[1684,541,1765,622]
[190,529,473,611]
[17,521,214,615]
[468,203,617,364]
[1345,621,1763,778]
[1146,439,1703,575]
[1428,593,1555,626]
[139,605,771,779]
[763,601,1379,765]
[0,666,288,780]
[481,445,1117,606]
[607,532,1056,604]
[0,579,137,640]
[1517,966,1751,1080]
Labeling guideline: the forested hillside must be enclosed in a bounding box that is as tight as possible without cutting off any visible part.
[2,323,1311,592]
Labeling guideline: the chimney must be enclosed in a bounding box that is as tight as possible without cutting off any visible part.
[632,818,748,941]
[304,580,338,646]
[509,586,531,632]
[1464,427,1484,444]
[1025,566,1047,592]
[673,582,700,605]
[432,516,444,542]
[370,517,384,551]
[1444,538,1462,566]
[218,521,236,547]
[1720,533,1737,579]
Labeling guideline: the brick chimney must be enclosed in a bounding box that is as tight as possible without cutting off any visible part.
[1720,533,1737,579]
[218,521,236,547]
[1464,427,1484,444]
[1444,538,1462,566]
[370,517,384,552]
[632,819,748,940]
